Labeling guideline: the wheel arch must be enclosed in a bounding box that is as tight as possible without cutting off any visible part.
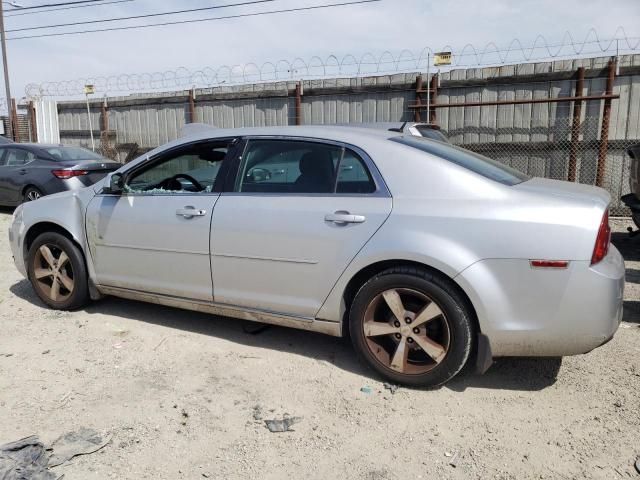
[23,222,85,265]
[22,184,42,197]
[340,259,481,340]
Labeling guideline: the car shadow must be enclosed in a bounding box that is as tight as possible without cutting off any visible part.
[10,279,563,392]
[0,206,16,215]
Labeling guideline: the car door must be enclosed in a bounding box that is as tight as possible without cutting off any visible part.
[86,138,236,301]
[0,147,36,204]
[210,137,393,318]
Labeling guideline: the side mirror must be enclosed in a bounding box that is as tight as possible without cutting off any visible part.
[104,172,123,194]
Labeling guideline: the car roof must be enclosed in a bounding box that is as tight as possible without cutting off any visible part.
[182,124,401,142]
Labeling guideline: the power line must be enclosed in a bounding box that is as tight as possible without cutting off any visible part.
[5,0,134,17]
[7,0,382,40]
[7,0,281,31]
[6,0,109,11]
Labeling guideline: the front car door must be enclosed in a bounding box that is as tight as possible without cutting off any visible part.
[210,137,393,318]
[86,138,236,301]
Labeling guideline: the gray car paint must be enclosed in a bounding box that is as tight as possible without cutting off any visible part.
[9,125,624,359]
[0,144,118,206]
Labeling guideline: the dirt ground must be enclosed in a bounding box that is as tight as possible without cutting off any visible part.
[0,209,639,480]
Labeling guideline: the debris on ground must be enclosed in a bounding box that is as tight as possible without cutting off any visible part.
[360,386,373,395]
[252,405,263,421]
[383,383,399,394]
[47,427,111,467]
[41,350,50,355]
[449,451,460,468]
[264,416,302,433]
[0,436,55,480]
[635,457,640,474]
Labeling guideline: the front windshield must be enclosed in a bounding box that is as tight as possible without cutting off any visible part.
[45,146,104,161]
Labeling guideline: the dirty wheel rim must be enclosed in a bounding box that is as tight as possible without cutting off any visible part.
[363,288,450,375]
[32,244,74,302]
[26,190,41,201]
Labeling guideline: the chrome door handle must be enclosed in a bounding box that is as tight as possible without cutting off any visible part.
[176,206,207,218]
[19,169,27,175]
[324,211,366,225]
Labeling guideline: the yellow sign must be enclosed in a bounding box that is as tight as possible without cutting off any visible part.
[433,52,452,66]
[84,84,95,95]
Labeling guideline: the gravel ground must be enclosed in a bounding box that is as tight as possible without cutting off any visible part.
[0,209,639,480]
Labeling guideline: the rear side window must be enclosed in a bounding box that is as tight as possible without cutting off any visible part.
[236,139,376,194]
[1,148,36,166]
[391,136,529,186]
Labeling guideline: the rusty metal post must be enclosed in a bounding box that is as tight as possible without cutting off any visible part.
[10,98,19,142]
[568,67,585,182]
[188,89,196,123]
[414,75,423,122]
[28,100,37,142]
[596,59,616,187]
[429,73,438,124]
[101,98,109,133]
[295,82,302,126]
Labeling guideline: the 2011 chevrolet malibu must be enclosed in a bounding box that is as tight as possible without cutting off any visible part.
[8,125,624,386]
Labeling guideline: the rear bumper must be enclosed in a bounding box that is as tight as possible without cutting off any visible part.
[455,248,624,357]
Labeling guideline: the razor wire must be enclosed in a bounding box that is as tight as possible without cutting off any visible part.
[24,27,640,99]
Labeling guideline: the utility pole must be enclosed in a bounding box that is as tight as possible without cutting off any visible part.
[0,2,13,140]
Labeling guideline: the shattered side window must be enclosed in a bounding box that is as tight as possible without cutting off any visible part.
[125,144,228,194]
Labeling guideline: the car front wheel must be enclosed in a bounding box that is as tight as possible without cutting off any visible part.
[349,266,474,387]
[27,232,89,310]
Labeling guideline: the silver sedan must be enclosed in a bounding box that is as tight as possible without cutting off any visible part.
[8,125,624,386]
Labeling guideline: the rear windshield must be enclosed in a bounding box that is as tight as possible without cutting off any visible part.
[391,136,530,186]
[414,126,449,143]
[45,146,104,161]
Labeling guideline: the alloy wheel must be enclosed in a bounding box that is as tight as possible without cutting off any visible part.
[32,244,75,302]
[26,190,41,201]
[362,288,450,375]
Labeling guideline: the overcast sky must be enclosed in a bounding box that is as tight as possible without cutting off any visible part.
[3,0,639,100]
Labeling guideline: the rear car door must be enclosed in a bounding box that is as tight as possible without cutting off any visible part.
[0,147,37,204]
[210,137,392,318]
[86,138,236,301]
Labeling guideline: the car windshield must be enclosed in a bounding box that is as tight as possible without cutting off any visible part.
[44,146,104,161]
[391,136,530,186]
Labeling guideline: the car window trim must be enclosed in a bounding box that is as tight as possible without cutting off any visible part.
[222,135,390,198]
[2,147,37,167]
[98,136,240,196]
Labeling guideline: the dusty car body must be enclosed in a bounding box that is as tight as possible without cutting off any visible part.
[9,125,624,386]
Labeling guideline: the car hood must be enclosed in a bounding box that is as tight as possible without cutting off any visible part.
[513,177,610,209]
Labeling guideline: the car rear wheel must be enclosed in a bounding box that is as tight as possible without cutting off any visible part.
[24,187,43,202]
[27,232,89,310]
[349,266,473,387]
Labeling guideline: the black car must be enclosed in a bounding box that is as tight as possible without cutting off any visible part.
[0,143,120,206]
[621,143,640,230]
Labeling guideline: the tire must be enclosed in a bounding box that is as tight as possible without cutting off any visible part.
[349,266,474,387]
[23,186,43,203]
[27,232,90,310]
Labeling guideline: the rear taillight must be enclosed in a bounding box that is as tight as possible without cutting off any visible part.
[591,209,611,265]
[52,169,89,179]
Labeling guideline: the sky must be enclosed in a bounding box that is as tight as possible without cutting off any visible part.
[2,0,639,101]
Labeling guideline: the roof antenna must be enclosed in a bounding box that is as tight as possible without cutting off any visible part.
[388,121,407,133]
